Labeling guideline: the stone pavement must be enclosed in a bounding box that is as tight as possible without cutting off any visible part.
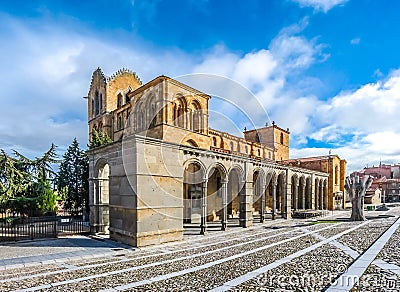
[0,208,399,291]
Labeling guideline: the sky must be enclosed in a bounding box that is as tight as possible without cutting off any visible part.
[1,0,400,172]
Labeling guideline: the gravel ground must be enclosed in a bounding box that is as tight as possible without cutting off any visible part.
[1,209,399,292]
[337,219,395,253]
[377,224,400,266]
[132,235,320,292]
[316,221,360,238]
[235,245,353,291]
[351,264,400,291]
[0,230,305,291]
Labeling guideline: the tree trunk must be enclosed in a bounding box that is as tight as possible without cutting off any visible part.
[350,194,366,221]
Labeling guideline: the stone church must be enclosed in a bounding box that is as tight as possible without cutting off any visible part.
[86,68,345,247]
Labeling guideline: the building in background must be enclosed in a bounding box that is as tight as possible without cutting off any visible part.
[280,155,347,210]
[350,163,400,203]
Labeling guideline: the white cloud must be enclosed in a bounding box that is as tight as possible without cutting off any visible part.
[0,13,195,156]
[350,38,361,45]
[291,0,348,13]
[291,69,400,172]
[3,11,399,175]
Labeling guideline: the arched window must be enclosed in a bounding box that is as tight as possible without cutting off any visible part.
[212,137,217,147]
[99,93,103,113]
[177,106,184,128]
[230,141,234,151]
[94,91,100,116]
[280,132,284,144]
[193,110,201,132]
[258,149,260,156]
[269,152,272,159]
[117,93,123,108]
[245,145,248,154]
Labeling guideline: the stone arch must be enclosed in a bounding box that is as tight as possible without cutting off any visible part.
[305,176,312,209]
[298,175,306,209]
[184,139,199,147]
[189,99,202,132]
[183,159,206,225]
[275,171,286,217]
[252,168,266,222]
[91,158,110,234]
[314,177,321,210]
[174,95,188,129]
[323,179,328,209]
[227,165,245,226]
[291,173,299,210]
[207,162,228,230]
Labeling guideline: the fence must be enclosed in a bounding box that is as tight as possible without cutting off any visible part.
[0,209,89,242]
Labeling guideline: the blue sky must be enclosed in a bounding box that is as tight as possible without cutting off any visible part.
[1,0,400,172]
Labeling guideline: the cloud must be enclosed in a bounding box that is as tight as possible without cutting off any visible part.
[350,38,360,45]
[2,10,398,175]
[0,13,195,156]
[291,0,348,12]
[291,69,400,172]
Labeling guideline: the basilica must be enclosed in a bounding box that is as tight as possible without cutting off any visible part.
[87,68,346,247]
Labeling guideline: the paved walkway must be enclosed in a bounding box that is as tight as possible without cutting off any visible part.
[0,236,133,269]
[0,208,399,291]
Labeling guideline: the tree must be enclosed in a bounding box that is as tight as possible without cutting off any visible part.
[0,145,58,216]
[345,175,373,221]
[88,129,112,149]
[57,138,89,211]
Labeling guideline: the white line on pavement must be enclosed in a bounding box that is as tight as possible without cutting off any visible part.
[325,217,400,292]
[209,221,370,292]
[100,223,349,292]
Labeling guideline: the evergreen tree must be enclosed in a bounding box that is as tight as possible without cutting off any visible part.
[57,138,89,211]
[0,145,58,216]
[88,129,112,149]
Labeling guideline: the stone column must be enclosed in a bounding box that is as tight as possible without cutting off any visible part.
[301,184,306,210]
[221,180,228,231]
[200,179,208,235]
[311,174,315,209]
[260,187,265,223]
[272,181,277,220]
[294,183,299,210]
[315,184,318,209]
[321,184,326,210]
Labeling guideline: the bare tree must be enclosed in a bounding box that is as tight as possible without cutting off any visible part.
[345,175,373,221]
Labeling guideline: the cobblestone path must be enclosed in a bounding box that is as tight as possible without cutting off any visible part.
[1,208,399,291]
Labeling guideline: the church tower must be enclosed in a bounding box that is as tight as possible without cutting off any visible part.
[86,68,142,140]
[244,121,290,161]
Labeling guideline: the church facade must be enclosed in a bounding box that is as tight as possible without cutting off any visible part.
[86,68,334,247]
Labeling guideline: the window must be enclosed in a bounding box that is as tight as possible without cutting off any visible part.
[117,93,123,108]
[99,93,102,112]
[212,137,217,147]
[94,91,100,115]
[245,145,248,153]
[269,152,272,159]
[256,133,260,143]
[230,142,234,151]
[280,132,284,144]
[193,110,201,132]
[117,113,123,130]
[258,149,260,156]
